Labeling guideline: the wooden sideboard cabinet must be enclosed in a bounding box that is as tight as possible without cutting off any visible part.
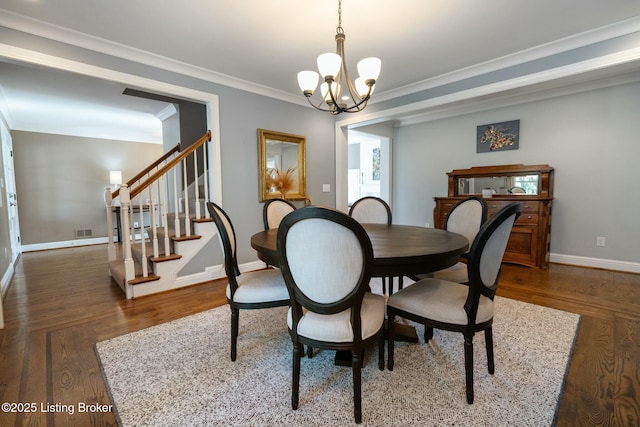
[433,164,554,269]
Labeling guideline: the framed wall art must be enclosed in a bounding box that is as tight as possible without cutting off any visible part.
[476,120,519,153]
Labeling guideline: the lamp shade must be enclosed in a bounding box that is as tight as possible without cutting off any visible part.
[297,70,320,93]
[357,57,381,81]
[109,170,122,186]
[317,53,342,79]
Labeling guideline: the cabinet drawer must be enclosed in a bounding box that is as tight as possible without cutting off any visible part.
[487,200,539,215]
[516,213,538,225]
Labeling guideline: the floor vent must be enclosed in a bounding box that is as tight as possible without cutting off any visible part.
[75,228,93,239]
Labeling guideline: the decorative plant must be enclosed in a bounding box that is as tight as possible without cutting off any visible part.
[266,167,296,198]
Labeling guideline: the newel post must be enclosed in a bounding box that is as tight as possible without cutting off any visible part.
[104,187,116,262]
[120,185,135,299]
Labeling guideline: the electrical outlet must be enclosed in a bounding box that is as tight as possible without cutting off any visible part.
[425,223,430,228]
[596,236,605,247]
[134,221,139,228]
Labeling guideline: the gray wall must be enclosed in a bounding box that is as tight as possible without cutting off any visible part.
[393,81,640,264]
[12,132,163,245]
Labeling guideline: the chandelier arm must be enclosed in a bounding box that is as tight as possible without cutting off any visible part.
[305,95,339,114]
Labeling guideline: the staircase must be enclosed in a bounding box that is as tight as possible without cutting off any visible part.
[105,131,224,299]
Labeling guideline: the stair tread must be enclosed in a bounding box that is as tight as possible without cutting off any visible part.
[128,274,161,285]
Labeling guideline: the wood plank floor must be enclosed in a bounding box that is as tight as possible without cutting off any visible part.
[0,245,638,426]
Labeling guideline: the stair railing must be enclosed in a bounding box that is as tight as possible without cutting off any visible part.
[105,131,212,287]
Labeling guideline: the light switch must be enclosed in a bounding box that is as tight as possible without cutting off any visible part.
[322,184,330,193]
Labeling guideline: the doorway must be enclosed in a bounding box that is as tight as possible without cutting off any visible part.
[347,129,391,207]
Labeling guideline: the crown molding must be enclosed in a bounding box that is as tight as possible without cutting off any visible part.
[373,15,640,103]
[0,9,307,107]
[3,8,640,110]
[337,45,640,130]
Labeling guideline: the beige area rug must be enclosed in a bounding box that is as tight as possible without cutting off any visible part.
[96,279,580,426]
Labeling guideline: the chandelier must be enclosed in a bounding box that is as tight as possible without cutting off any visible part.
[297,0,381,115]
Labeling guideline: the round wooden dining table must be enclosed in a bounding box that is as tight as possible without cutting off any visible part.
[250,223,469,278]
[251,223,469,357]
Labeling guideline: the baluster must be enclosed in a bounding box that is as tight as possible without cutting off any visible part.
[161,175,171,257]
[193,146,201,219]
[173,167,181,237]
[150,184,159,259]
[203,141,210,218]
[183,158,191,236]
[139,197,148,277]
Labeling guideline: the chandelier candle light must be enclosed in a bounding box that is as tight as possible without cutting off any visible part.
[297,0,381,115]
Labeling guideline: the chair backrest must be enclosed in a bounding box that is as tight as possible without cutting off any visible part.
[277,206,374,318]
[348,196,392,224]
[263,198,296,230]
[206,202,240,279]
[467,202,522,299]
[445,197,488,247]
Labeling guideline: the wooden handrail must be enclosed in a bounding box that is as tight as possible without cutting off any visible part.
[112,143,181,199]
[130,131,211,200]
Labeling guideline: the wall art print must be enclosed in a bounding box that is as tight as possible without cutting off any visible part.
[476,119,520,153]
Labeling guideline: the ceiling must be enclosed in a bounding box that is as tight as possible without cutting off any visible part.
[1,0,640,143]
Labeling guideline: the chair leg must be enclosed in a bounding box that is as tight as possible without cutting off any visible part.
[424,326,433,343]
[292,343,302,410]
[464,335,474,404]
[306,345,313,358]
[352,346,363,424]
[387,315,396,371]
[230,308,239,361]
[378,330,385,371]
[485,327,494,374]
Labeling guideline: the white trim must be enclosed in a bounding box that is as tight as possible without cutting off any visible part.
[374,15,640,102]
[2,9,639,107]
[550,253,640,274]
[0,10,306,107]
[22,237,110,252]
[1,260,13,297]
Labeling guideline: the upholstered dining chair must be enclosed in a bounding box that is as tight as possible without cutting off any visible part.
[277,206,385,424]
[348,196,397,294]
[348,196,392,225]
[206,202,290,361]
[411,196,488,284]
[262,198,296,230]
[387,202,521,404]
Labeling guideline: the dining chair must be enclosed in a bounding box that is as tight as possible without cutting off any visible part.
[206,202,290,361]
[277,206,385,424]
[262,198,296,230]
[348,196,392,225]
[348,196,397,294]
[411,196,488,284]
[387,202,522,404]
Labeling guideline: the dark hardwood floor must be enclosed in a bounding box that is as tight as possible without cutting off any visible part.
[0,245,638,426]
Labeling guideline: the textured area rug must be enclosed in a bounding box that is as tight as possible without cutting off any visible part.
[96,281,580,426]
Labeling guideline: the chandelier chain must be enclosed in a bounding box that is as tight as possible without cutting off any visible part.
[337,0,344,34]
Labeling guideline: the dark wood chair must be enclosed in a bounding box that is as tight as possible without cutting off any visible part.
[411,196,488,284]
[348,196,398,294]
[262,198,296,230]
[206,202,289,361]
[278,206,385,424]
[387,202,522,404]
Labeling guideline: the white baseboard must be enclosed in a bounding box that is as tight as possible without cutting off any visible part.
[550,253,640,274]
[22,237,109,252]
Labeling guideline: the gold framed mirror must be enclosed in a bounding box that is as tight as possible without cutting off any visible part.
[258,129,307,201]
